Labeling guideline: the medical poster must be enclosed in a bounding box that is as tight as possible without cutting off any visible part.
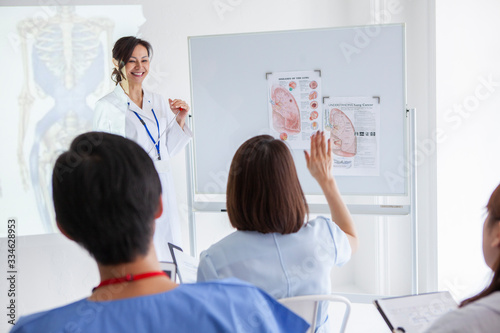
[267,70,322,149]
[324,97,380,176]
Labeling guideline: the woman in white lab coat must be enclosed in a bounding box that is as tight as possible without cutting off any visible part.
[93,36,192,261]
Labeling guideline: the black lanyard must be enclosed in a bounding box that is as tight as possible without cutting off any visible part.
[129,101,161,160]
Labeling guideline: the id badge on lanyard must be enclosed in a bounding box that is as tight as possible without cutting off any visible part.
[130,101,161,161]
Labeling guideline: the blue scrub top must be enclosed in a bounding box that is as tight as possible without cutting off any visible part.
[11,279,309,333]
[197,216,352,331]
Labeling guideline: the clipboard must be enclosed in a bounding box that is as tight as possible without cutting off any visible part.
[159,261,177,283]
[373,291,457,333]
[168,243,199,284]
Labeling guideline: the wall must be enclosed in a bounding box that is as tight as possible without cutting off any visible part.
[0,234,98,332]
[436,0,500,300]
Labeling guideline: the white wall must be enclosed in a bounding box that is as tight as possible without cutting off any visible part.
[0,234,98,332]
[436,0,500,300]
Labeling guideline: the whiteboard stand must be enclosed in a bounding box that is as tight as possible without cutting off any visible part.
[185,24,417,300]
[409,107,418,294]
[186,114,197,257]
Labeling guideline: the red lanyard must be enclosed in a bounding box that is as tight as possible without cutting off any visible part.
[93,271,167,292]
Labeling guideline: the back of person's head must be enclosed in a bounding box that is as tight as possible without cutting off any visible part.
[461,182,500,307]
[52,132,162,265]
[111,36,153,84]
[227,135,308,234]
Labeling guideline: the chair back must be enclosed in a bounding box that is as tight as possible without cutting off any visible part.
[278,294,351,333]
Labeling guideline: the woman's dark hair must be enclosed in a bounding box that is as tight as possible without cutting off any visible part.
[111,36,153,85]
[52,132,162,265]
[460,183,500,307]
[226,135,308,234]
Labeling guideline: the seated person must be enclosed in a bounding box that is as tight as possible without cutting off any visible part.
[197,131,358,332]
[424,182,500,332]
[11,132,309,333]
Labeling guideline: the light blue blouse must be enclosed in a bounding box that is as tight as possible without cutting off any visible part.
[197,216,352,331]
[11,279,309,333]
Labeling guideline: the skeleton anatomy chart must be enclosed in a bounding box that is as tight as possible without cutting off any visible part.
[0,6,143,236]
[324,97,380,176]
[16,7,113,233]
[268,71,322,150]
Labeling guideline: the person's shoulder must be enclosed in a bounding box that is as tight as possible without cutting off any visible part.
[306,215,348,236]
[96,85,127,106]
[11,299,87,333]
[177,279,309,332]
[183,277,254,290]
[179,278,276,303]
[199,230,274,264]
[201,230,253,253]
[305,216,331,227]
[301,215,336,234]
[476,291,500,311]
[425,293,500,333]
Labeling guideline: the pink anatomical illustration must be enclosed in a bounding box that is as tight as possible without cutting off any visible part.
[309,111,318,121]
[271,85,301,135]
[289,81,297,90]
[309,91,318,100]
[309,81,318,89]
[329,108,357,157]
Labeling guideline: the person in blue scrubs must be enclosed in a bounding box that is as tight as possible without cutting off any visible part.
[197,131,359,332]
[11,132,309,333]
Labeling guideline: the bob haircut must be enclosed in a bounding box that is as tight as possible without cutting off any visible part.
[227,135,308,234]
[111,36,153,85]
[52,132,162,265]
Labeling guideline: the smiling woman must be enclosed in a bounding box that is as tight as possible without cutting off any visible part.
[111,37,152,102]
[93,36,193,262]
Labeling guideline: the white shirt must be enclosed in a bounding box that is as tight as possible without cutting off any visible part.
[93,85,192,166]
[424,291,500,333]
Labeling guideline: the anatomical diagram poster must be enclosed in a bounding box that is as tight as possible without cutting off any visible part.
[268,71,322,149]
[324,97,380,176]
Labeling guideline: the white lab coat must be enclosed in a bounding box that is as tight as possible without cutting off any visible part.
[93,85,192,261]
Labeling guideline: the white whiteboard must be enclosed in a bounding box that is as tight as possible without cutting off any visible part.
[189,24,406,196]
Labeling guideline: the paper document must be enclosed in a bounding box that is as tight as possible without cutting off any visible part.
[324,96,380,176]
[168,243,199,284]
[267,70,322,149]
[374,291,457,333]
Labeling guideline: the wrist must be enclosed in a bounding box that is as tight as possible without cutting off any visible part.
[318,177,337,191]
[177,116,185,129]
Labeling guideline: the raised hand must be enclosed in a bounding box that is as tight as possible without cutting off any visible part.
[168,98,190,129]
[305,130,358,252]
[304,131,333,184]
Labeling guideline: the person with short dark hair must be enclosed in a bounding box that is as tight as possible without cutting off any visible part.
[197,131,358,332]
[10,132,309,333]
[423,183,500,332]
[93,36,191,261]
